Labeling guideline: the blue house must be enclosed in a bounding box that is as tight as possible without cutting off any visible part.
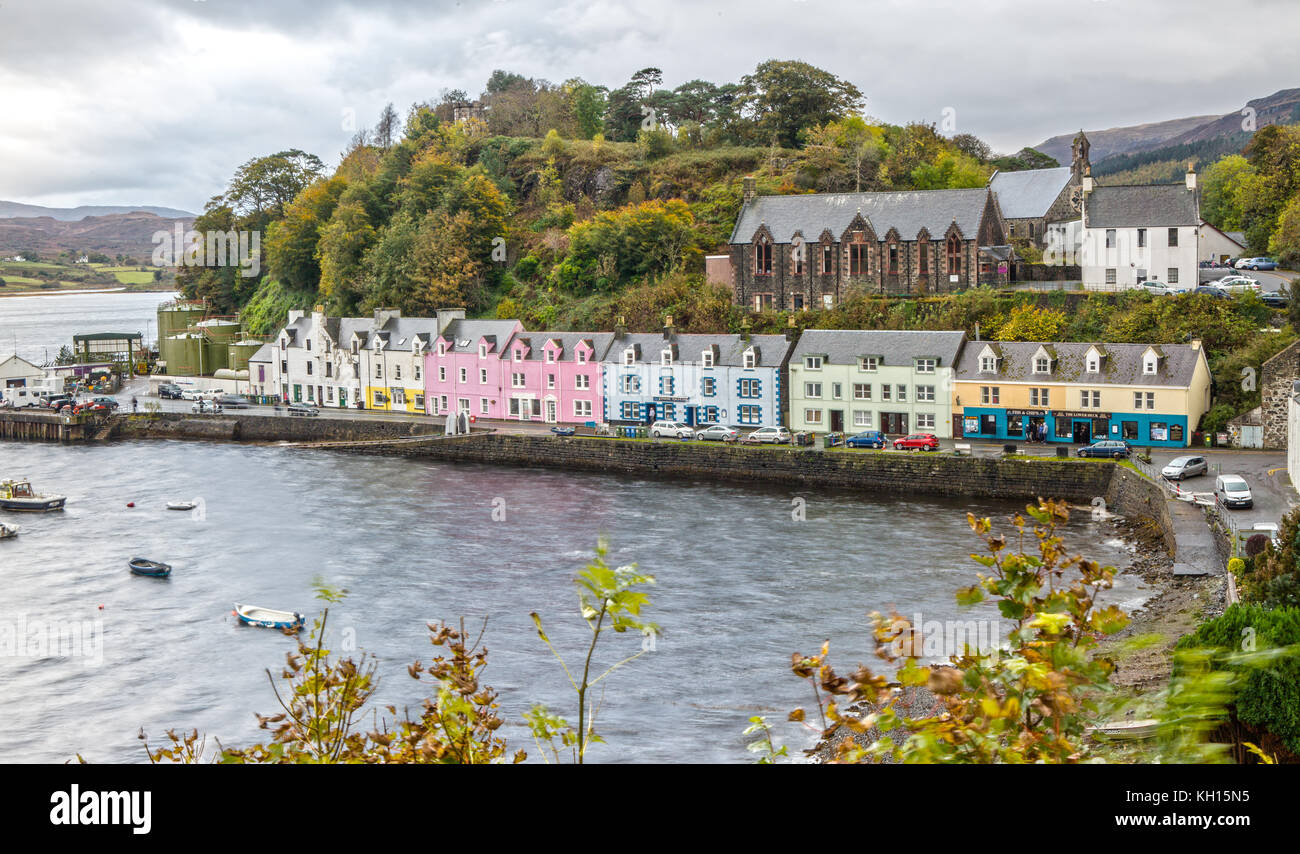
[600,322,796,427]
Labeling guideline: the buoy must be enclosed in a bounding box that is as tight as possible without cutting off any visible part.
[126,502,135,508]
[98,604,104,610]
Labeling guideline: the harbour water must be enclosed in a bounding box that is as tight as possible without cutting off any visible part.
[0,290,174,364]
[0,438,1143,763]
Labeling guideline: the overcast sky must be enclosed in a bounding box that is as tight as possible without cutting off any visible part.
[1,0,1296,212]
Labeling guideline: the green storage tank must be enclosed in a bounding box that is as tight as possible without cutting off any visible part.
[156,300,208,341]
[160,332,204,377]
[228,339,265,372]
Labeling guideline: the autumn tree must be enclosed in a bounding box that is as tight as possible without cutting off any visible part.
[737,60,864,148]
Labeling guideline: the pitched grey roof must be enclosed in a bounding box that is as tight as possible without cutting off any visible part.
[603,333,795,367]
[955,341,1204,387]
[506,332,616,362]
[367,316,439,351]
[438,319,524,353]
[989,167,1073,219]
[730,188,991,244]
[247,343,273,364]
[791,330,967,366]
[1085,184,1198,227]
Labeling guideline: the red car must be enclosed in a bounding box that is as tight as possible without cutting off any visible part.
[893,433,939,451]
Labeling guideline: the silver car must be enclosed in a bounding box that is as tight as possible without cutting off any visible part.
[695,425,739,442]
[742,426,793,444]
[1161,455,1207,480]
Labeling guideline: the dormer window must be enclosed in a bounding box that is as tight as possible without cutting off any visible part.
[546,350,556,364]
[577,351,587,364]
[1033,357,1050,374]
[916,358,935,374]
[979,355,997,372]
[860,356,878,371]
[439,342,447,356]
[702,350,714,368]
[661,349,673,366]
[1086,356,1099,373]
[743,350,756,369]
[514,349,522,361]
[306,339,312,352]
[1144,357,1158,375]
[351,340,359,355]
[479,343,487,358]
[623,348,635,366]
[805,356,823,370]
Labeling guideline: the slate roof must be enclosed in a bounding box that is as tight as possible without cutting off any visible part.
[438,319,524,354]
[506,332,616,362]
[603,333,795,367]
[367,316,439,351]
[1084,184,1199,227]
[247,343,273,364]
[955,341,1204,387]
[989,167,1073,219]
[790,330,967,366]
[729,188,992,244]
[280,315,375,349]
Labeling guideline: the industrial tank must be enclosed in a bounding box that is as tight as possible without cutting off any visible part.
[227,339,265,372]
[160,333,204,376]
[156,300,208,341]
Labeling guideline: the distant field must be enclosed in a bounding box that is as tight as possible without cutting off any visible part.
[0,259,167,292]
[110,270,155,284]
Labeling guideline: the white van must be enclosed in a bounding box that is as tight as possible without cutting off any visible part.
[1215,474,1253,509]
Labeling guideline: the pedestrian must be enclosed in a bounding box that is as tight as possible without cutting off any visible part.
[132,396,138,413]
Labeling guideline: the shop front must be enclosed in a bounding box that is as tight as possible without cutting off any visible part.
[960,407,1190,447]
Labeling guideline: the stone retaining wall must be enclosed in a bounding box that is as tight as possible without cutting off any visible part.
[108,412,444,443]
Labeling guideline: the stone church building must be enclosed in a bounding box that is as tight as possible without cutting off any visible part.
[727,181,1010,312]
[989,131,1090,250]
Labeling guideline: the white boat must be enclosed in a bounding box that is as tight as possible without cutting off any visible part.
[233,603,305,631]
[166,501,197,511]
[0,522,20,539]
[0,479,66,512]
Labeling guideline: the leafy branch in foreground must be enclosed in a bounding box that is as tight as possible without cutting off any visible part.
[784,498,1129,763]
[527,538,659,763]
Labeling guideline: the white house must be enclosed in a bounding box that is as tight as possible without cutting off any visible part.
[1198,220,1248,265]
[1080,170,1200,290]
[269,308,375,408]
[360,309,462,413]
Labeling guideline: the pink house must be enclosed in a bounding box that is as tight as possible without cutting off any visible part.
[425,319,524,419]
[497,332,615,424]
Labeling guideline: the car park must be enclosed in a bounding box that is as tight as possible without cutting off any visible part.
[1161,455,1208,480]
[694,424,739,442]
[893,433,939,451]
[286,402,320,417]
[1215,474,1253,509]
[1077,440,1131,459]
[650,420,693,439]
[741,426,792,444]
[845,430,887,448]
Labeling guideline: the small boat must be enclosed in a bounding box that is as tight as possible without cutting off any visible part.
[0,522,20,539]
[166,501,197,511]
[234,603,305,631]
[0,479,66,512]
[550,426,577,436]
[129,558,172,577]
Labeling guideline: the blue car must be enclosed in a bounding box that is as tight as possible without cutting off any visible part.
[1236,257,1278,271]
[845,430,887,448]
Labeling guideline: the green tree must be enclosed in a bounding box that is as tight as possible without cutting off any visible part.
[1200,154,1254,231]
[265,176,345,292]
[737,59,864,148]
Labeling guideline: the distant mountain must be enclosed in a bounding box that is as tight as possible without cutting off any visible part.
[0,200,195,221]
[1031,88,1300,169]
[0,211,195,260]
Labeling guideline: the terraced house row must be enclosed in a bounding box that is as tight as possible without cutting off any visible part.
[255,309,1212,447]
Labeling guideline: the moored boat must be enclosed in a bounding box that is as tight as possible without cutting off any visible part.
[166,501,196,511]
[128,558,172,577]
[234,603,305,631]
[0,479,66,512]
[0,522,20,539]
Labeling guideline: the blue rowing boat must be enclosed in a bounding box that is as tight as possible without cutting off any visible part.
[129,558,172,577]
[233,603,305,631]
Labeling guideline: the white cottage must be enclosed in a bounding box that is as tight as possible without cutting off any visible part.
[1080,170,1200,291]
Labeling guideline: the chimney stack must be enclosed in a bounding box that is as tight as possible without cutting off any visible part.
[1185,163,1197,191]
[785,314,799,342]
[614,315,627,338]
[663,315,674,340]
[974,322,981,342]
[742,176,756,204]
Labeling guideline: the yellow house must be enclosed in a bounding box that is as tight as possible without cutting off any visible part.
[951,340,1211,447]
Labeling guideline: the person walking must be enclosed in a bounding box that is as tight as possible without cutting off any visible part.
[132,396,138,413]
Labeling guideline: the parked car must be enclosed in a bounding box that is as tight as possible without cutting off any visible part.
[1161,455,1208,480]
[845,430,887,449]
[1193,285,1231,299]
[41,395,73,410]
[1236,257,1278,271]
[695,424,739,442]
[650,420,693,439]
[216,394,251,408]
[1141,280,1183,296]
[1215,474,1253,509]
[741,426,793,444]
[1215,275,1260,293]
[1077,440,1131,459]
[893,433,940,451]
[91,397,119,410]
[158,383,184,399]
[286,402,320,417]
[1261,291,1291,308]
